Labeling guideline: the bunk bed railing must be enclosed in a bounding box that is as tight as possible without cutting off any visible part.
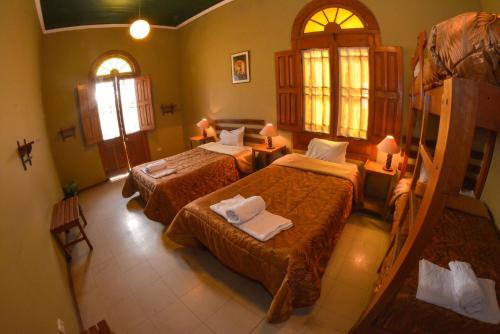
[351,77,496,334]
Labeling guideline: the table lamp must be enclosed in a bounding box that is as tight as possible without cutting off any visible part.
[259,123,278,149]
[196,118,210,138]
[377,135,399,171]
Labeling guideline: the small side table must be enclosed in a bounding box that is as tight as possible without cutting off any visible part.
[252,144,287,168]
[363,160,397,218]
[190,135,215,148]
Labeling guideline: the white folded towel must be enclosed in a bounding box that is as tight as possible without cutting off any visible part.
[226,196,266,225]
[416,259,500,324]
[210,195,245,221]
[143,160,167,174]
[147,168,176,179]
[210,195,293,241]
[416,259,457,309]
[449,261,484,314]
[237,210,293,242]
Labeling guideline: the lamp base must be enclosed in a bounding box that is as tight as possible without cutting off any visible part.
[384,153,393,171]
[266,136,274,150]
[382,166,394,172]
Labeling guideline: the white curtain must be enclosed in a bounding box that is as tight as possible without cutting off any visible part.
[338,47,369,139]
[303,49,331,134]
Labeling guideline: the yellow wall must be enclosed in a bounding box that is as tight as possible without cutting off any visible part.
[480,0,500,12]
[178,0,480,148]
[42,29,184,189]
[0,1,80,333]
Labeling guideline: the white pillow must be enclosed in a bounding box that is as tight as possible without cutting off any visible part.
[418,164,429,183]
[305,138,348,163]
[219,126,245,146]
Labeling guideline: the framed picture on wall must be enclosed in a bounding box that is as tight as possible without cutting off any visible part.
[231,51,250,84]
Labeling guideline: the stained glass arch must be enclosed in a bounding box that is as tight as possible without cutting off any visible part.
[304,7,364,33]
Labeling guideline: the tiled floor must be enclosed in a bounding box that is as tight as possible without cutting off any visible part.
[71,179,390,334]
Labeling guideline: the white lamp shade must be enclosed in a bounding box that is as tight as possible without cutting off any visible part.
[259,123,278,137]
[130,19,150,39]
[377,135,399,154]
[196,118,210,129]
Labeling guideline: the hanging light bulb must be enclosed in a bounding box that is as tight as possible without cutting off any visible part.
[130,0,150,40]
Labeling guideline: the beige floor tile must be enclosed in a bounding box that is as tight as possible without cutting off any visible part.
[302,306,354,334]
[134,279,178,316]
[181,283,231,321]
[105,294,147,333]
[125,318,160,334]
[160,263,204,297]
[206,299,263,334]
[189,323,215,334]
[125,262,160,291]
[150,300,202,334]
[320,281,371,319]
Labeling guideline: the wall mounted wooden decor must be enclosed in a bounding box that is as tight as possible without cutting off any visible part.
[17,139,35,171]
[59,126,76,141]
[161,103,177,115]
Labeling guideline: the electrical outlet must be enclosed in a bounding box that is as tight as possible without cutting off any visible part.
[57,318,65,334]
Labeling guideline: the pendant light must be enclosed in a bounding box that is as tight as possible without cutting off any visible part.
[130,0,150,40]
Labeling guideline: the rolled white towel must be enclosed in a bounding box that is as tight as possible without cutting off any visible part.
[226,196,266,225]
[449,261,485,314]
[143,160,167,174]
[210,195,245,220]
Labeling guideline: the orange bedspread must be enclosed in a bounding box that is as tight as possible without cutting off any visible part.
[166,164,354,322]
[122,148,240,224]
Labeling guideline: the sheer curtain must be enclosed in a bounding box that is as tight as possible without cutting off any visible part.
[303,49,331,133]
[338,47,369,139]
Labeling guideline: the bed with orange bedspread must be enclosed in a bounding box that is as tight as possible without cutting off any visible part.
[122,147,249,225]
[166,154,361,322]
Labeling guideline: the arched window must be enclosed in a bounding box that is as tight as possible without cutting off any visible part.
[90,51,139,80]
[276,0,403,157]
[304,7,365,33]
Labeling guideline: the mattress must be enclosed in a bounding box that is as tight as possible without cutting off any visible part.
[415,12,500,90]
[122,147,243,224]
[166,160,358,322]
[374,198,500,334]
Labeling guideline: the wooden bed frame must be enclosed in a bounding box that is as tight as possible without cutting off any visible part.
[212,119,266,145]
[399,32,497,198]
[350,43,500,333]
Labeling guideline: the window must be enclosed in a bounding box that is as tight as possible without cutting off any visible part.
[303,49,331,133]
[338,47,369,139]
[304,7,364,33]
[277,0,402,149]
[96,57,133,76]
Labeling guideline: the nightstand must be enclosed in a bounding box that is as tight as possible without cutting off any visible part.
[252,144,287,167]
[363,160,397,218]
[190,135,215,148]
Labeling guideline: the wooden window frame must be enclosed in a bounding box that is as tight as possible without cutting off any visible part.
[276,0,402,161]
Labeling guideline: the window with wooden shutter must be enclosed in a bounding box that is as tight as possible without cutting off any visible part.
[134,76,155,131]
[77,84,102,145]
[370,46,403,142]
[275,50,302,131]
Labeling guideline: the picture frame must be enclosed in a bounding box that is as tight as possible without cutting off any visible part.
[231,51,250,84]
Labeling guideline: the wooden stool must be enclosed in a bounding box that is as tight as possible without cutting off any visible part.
[50,195,92,260]
[81,320,112,334]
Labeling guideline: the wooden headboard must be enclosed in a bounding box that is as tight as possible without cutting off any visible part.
[212,119,266,145]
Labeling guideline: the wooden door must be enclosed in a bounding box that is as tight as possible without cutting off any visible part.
[98,138,129,177]
[124,131,150,168]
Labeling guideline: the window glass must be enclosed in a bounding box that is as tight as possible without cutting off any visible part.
[96,57,133,76]
[303,7,364,33]
[95,81,120,140]
[303,49,331,134]
[119,79,141,135]
[338,47,370,139]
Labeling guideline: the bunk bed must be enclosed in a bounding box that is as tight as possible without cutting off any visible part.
[122,119,262,224]
[351,12,500,334]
